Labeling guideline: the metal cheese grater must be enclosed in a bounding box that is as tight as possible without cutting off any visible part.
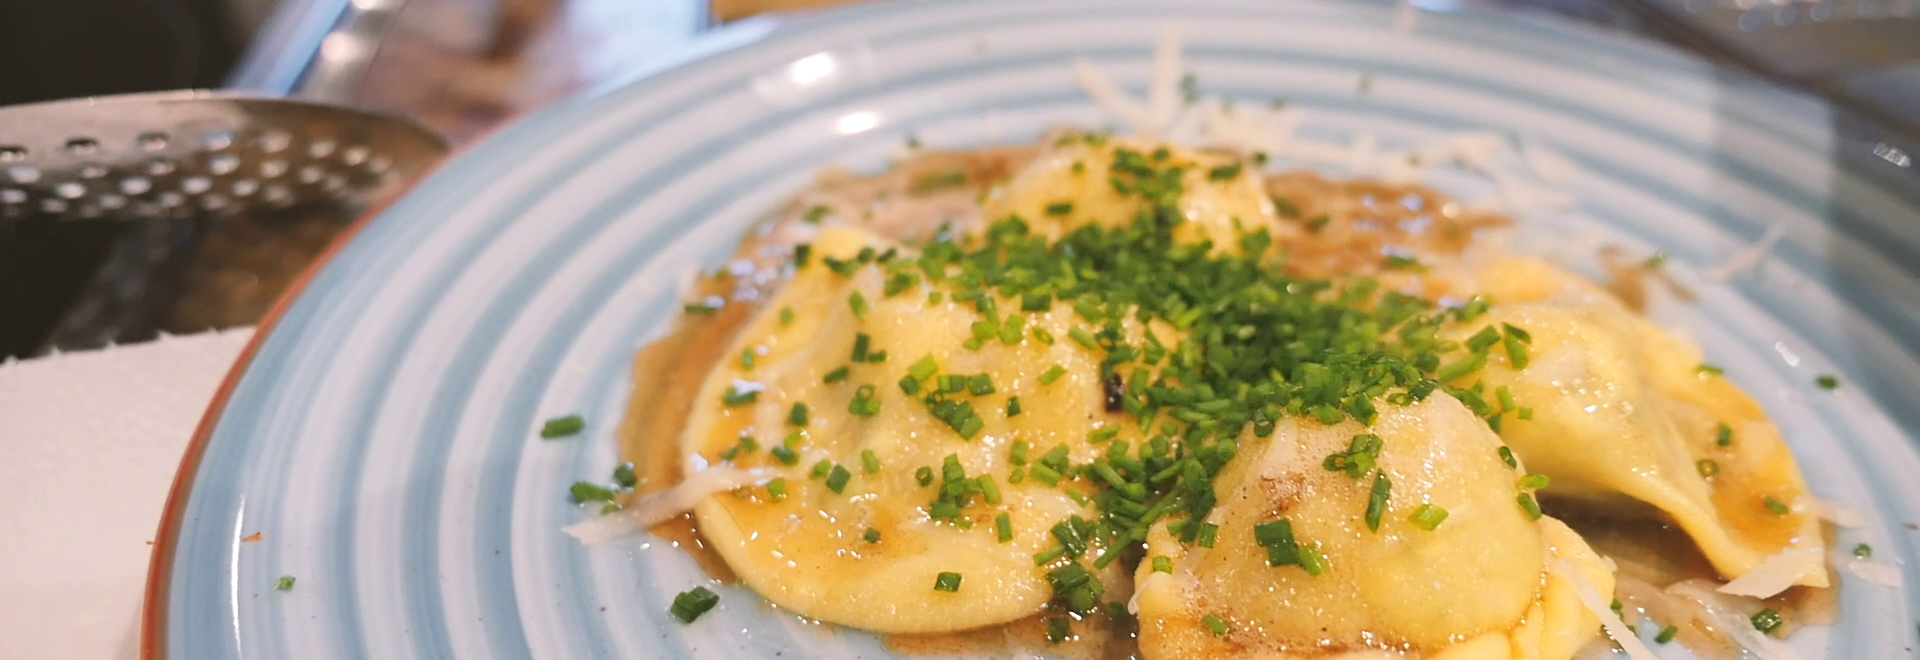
[0,0,445,352]
[0,91,443,222]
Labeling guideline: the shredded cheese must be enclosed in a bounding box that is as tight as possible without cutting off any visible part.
[1704,223,1786,282]
[564,466,771,544]
[1073,58,1153,135]
[1794,495,1865,528]
[1844,556,1904,588]
[1551,559,1660,660]
[1145,26,1184,139]
[1669,581,1805,660]
[1718,546,1824,598]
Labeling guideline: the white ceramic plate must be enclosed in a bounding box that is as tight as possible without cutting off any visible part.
[148,1,1920,657]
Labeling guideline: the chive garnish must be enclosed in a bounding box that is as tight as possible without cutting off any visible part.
[822,366,850,384]
[571,481,618,504]
[789,403,809,427]
[1202,615,1229,637]
[1854,543,1873,559]
[1038,365,1067,385]
[1716,422,1734,447]
[1655,625,1678,643]
[1409,504,1448,530]
[995,512,1013,542]
[540,414,586,439]
[767,478,788,501]
[825,464,853,494]
[863,527,881,543]
[275,575,296,592]
[1751,608,1783,635]
[1816,374,1839,390]
[861,449,881,474]
[670,586,720,623]
[770,445,800,466]
[1763,495,1791,516]
[612,462,637,489]
[1697,459,1719,478]
[1517,492,1543,520]
[1364,471,1391,531]
[933,572,963,592]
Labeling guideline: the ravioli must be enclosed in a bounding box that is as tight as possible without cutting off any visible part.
[685,227,1157,633]
[1445,258,1826,588]
[986,135,1284,251]
[1132,394,1610,659]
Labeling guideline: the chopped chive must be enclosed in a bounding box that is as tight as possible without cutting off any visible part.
[274,575,296,592]
[1644,252,1669,269]
[1207,163,1243,181]
[1854,543,1873,559]
[1751,608,1783,635]
[1697,459,1720,478]
[1046,616,1071,644]
[1039,364,1067,385]
[1497,446,1517,469]
[1517,406,1534,421]
[802,204,829,224]
[809,459,833,479]
[1006,396,1023,417]
[908,354,939,382]
[1697,363,1723,376]
[1816,374,1839,390]
[861,449,882,474]
[540,414,586,439]
[933,572,963,592]
[1517,492,1543,520]
[770,444,801,465]
[1088,426,1120,444]
[825,464,853,494]
[968,374,996,396]
[822,366,851,384]
[571,481,618,503]
[767,478,788,501]
[1068,327,1099,349]
[1152,556,1173,573]
[669,586,720,623]
[741,349,757,371]
[778,306,795,326]
[851,333,872,362]
[1365,471,1391,532]
[789,403,810,427]
[1517,473,1550,490]
[916,466,935,487]
[793,244,812,267]
[849,384,881,417]
[978,475,1003,505]
[1655,625,1678,644]
[612,462,638,489]
[863,527,881,543]
[1197,523,1219,548]
[721,385,759,406]
[1202,615,1229,637]
[1763,495,1791,516]
[1045,201,1074,215]
[849,292,869,319]
[1298,544,1329,576]
[1716,422,1734,447]
[996,512,1013,542]
[1409,504,1448,530]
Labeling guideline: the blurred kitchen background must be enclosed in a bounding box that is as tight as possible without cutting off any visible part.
[1,0,1916,360]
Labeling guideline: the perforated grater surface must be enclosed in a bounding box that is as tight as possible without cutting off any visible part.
[0,90,445,221]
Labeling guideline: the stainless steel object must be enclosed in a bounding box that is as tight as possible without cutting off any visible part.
[0,0,439,352]
[0,91,444,221]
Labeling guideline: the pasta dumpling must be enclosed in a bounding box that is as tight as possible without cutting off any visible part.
[1446,258,1825,589]
[684,227,1153,633]
[1132,394,1610,659]
[986,135,1284,251]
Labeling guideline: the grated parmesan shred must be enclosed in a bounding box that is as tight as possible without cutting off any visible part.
[1794,495,1865,528]
[1718,546,1824,599]
[1704,223,1787,282]
[1669,581,1806,660]
[1844,557,1904,588]
[1551,559,1660,660]
[564,466,771,544]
